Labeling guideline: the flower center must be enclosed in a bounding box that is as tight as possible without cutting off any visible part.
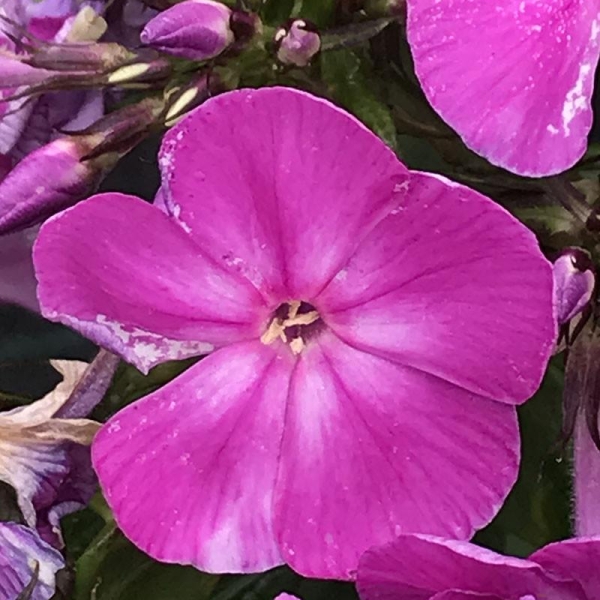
[260,300,322,354]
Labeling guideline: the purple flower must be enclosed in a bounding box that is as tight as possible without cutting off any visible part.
[0,2,105,165]
[553,248,595,325]
[141,0,233,60]
[0,521,64,600]
[276,595,300,600]
[33,87,555,578]
[0,360,100,547]
[406,0,600,176]
[357,534,600,600]
[0,138,107,234]
[0,94,167,234]
[274,20,321,67]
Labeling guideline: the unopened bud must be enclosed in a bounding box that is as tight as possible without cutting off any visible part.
[22,42,137,73]
[0,97,166,233]
[141,0,233,61]
[0,139,104,234]
[553,248,595,325]
[274,20,320,67]
[163,71,217,125]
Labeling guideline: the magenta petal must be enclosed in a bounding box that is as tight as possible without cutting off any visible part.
[34,193,270,373]
[406,0,600,176]
[432,593,503,600]
[274,331,519,579]
[159,86,408,302]
[275,595,300,600]
[318,172,555,404]
[356,535,585,600]
[530,538,600,600]
[92,341,293,572]
[0,522,64,600]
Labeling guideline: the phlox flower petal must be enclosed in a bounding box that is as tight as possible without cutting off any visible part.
[34,194,271,373]
[317,171,556,403]
[92,342,292,573]
[531,538,600,600]
[274,330,518,577]
[158,87,409,303]
[406,0,600,176]
[356,534,590,600]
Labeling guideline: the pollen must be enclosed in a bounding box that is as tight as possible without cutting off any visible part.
[260,300,321,354]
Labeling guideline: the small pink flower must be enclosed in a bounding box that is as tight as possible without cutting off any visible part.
[34,87,555,578]
[553,248,595,325]
[406,0,600,176]
[357,534,600,600]
[274,20,321,67]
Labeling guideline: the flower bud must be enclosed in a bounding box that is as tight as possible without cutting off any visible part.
[21,41,137,73]
[553,248,595,325]
[274,19,320,67]
[140,0,234,61]
[0,96,166,233]
[0,138,104,233]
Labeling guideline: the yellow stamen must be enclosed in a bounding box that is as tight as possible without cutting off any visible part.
[261,301,320,352]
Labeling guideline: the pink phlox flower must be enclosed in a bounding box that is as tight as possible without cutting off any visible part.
[0,360,100,548]
[406,0,600,176]
[34,87,555,578]
[357,534,600,600]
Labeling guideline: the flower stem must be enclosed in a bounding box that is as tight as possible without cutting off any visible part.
[55,349,120,419]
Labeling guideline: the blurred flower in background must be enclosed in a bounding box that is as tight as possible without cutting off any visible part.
[0,521,64,600]
[0,360,99,548]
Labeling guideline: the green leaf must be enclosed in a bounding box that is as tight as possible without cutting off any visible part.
[73,524,218,600]
[320,19,393,51]
[475,359,571,556]
[320,49,397,149]
[262,0,296,25]
[297,0,335,27]
[93,357,198,421]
